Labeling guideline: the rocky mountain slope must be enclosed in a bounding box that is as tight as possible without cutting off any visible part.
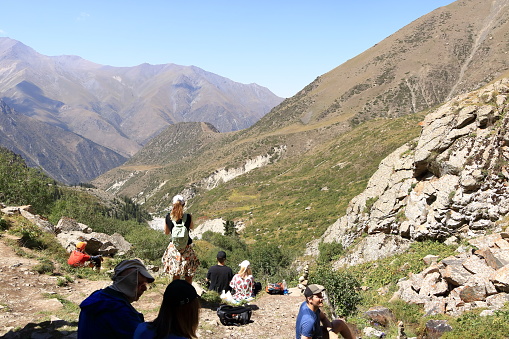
[0,37,283,184]
[93,0,509,232]
[0,100,127,184]
[318,78,509,266]
[258,0,509,132]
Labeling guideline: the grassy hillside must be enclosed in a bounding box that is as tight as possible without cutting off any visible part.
[93,108,426,256]
[187,112,426,253]
[93,0,509,255]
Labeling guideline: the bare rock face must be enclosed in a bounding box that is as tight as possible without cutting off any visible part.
[333,233,412,268]
[320,79,509,261]
[393,232,509,316]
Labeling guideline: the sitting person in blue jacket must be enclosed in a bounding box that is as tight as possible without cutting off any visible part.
[77,259,154,339]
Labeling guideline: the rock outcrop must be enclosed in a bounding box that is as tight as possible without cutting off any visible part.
[320,78,509,266]
[1,205,131,256]
[393,231,509,316]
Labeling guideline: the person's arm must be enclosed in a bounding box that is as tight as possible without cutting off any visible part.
[247,276,254,294]
[331,319,354,339]
[319,311,333,329]
[164,214,172,235]
[206,268,212,282]
[78,252,91,265]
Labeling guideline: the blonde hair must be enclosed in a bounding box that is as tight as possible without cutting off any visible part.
[237,266,252,279]
[170,201,184,220]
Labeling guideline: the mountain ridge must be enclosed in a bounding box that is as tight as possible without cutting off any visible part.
[92,0,509,251]
[0,99,127,184]
[0,37,283,184]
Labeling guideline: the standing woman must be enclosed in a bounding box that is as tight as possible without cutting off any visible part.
[134,279,200,339]
[229,260,255,302]
[162,195,200,283]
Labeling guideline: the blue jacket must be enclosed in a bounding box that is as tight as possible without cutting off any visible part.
[78,287,144,339]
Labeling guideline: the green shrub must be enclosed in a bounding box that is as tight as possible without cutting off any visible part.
[201,231,247,253]
[201,290,221,304]
[441,309,509,339]
[199,231,248,271]
[317,241,344,264]
[0,218,9,230]
[249,242,292,282]
[126,224,169,263]
[314,267,362,318]
[349,240,457,289]
[10,221,46,250]
[57,275,74,287]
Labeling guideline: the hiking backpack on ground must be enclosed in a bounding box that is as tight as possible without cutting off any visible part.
[265,282,284,295]
[216,305,252,326]
[171,214,189,251]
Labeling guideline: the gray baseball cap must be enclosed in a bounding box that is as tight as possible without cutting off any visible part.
[113,259,154,283]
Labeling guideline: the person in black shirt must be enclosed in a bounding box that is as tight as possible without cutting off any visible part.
[206,251,233,293]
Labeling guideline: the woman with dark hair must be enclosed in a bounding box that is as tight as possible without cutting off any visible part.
[134,279,200,339]
[161,195,200,283]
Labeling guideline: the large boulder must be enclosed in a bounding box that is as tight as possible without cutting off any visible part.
[2,205,56,233]
[393,230,509,316]
[7,206,133,257]
[55,217,92,234]
[56,230,130,256]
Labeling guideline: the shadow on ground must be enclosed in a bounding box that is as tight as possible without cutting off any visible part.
[2,319,78,339]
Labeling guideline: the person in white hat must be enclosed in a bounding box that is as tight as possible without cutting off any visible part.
[229,260,255,302]
[295,284,354,339]
[162,195,200,284]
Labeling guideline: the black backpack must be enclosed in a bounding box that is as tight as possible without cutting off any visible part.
[217,305,252,326]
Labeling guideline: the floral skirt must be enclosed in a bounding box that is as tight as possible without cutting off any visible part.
[161,243,200,277]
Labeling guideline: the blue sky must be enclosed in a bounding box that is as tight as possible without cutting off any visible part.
[0,1,454,98]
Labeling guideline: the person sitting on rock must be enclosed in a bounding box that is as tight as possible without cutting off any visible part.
[67,241,102,270]
[296,284,354,339]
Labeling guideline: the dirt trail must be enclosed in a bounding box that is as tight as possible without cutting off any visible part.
[0,235,321,339]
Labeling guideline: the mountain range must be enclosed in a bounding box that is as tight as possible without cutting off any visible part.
[0,37,283,184]
[92,0,509,250]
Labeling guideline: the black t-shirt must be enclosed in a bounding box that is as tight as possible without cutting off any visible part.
[207,264,234,293]
[165,213,193,245]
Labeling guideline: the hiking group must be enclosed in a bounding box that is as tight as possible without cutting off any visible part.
[74,194,354,338]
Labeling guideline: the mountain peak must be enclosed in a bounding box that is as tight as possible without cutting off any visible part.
[0,37,39,61]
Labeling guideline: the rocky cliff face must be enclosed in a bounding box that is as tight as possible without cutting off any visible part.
[318,78,509,266]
